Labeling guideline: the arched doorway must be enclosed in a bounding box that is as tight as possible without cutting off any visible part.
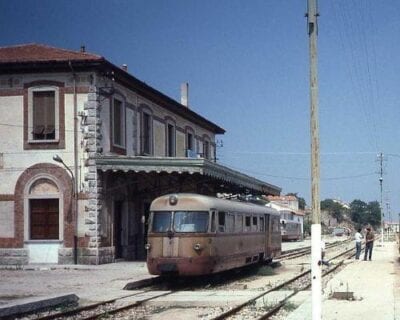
[24,176,63,263]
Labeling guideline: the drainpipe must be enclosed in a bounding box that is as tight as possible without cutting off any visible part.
[69,61,79,264]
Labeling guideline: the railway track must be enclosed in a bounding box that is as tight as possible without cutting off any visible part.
[14,239,353,320]
[209,241,358,319]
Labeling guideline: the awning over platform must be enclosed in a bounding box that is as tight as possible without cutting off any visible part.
[95,156,281,196]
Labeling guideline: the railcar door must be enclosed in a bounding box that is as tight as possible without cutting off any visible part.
[264,214,270,255]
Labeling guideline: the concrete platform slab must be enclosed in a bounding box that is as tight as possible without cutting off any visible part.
[0,293,78,318]
[287,242,400,320]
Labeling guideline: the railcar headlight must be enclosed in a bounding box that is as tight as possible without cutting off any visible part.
[145,243,151,250]
[169,194,178,205]
[193,243,202,251]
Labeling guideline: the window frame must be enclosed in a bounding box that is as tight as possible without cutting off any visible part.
[24,81,65,150]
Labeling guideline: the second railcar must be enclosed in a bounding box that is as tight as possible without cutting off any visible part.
[280,219,302,241]
[145,193,281,276]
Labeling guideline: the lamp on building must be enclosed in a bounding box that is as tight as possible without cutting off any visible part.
[53,154,78,264]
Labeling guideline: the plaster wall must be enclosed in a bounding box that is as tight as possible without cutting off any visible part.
[0,201,14,237]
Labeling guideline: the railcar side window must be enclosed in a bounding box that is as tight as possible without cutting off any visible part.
[245,216,251,232]
[211,211,216,232]
[218,211,226,232]
[252,216,258,232]
[152,212,172,232]
[260,217,265,232]
[173,211,208,233]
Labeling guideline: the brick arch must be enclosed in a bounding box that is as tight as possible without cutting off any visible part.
[13,163,74,247]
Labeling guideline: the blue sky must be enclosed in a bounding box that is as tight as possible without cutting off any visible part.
[1,1,400,220]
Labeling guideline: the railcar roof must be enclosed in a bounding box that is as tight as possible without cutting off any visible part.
[150,193,280,216]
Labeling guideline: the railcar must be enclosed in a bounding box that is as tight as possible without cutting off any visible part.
[145,193,281,276]
[280,219,302,241]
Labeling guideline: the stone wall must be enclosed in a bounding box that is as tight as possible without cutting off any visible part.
[0,248,29,265]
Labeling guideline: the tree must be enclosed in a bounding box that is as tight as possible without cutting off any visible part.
[366,201,381,228]
[320,199,345,222]
[350,199,367,224]
[349,199,381,227]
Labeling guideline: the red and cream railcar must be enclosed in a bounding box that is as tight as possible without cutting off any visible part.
[145,193,281,276]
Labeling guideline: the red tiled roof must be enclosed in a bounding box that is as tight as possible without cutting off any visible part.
[0,43,103,63]
[266,195,297,201]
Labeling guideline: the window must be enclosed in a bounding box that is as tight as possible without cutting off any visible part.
[173,211,209,233]
[203,140,210,159]
[151,212,171,232]
[218,211,226,232]
[112,98,125,148]
[186,132,195,157]
[30,199,59,240]
[211,211,216,232]
[28,86,60,143]
[167,123,175,157]
[245,216,251,227]
[32,91,56,140]
[252,216,258,231]
[260,217,265,232]
[142,112,152,155]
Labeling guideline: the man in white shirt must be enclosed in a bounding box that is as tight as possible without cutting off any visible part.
[354,228,362,259]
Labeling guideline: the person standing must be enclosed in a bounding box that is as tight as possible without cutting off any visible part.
[364,227,375,261]
[320,240,329,266]
[354,228,362,259]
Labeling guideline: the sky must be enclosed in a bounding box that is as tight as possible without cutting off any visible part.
[1,0,400,220]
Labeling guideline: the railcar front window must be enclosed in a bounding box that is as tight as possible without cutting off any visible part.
[152,212,172,232]
[174,211,209,233]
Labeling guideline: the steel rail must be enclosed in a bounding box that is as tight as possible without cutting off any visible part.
[210,241,355,320]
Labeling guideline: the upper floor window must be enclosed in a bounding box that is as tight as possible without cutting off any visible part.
[29,87,59,142]
[24,81,65,150]
[112,98,125,148]
[186,131,196,157]
[166,123,176,157]
[142,111,152,155]
[203,140,210,159]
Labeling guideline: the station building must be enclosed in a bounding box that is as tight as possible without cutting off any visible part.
[0,44,281,265]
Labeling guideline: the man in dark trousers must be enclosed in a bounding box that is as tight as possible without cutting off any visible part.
[364,227,375,261]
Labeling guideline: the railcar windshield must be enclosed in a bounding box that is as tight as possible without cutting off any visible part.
[173,211,209,233]
[152,212,172,233]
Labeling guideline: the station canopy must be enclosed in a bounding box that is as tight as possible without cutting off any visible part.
[95,156,281,196]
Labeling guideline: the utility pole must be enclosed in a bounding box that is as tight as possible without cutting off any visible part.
[307,0,321,319]
[378,152,384,244]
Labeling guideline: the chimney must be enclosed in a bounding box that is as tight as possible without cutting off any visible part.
[122,64,128,72]
[80,45,86,53]
[180,82,189,108]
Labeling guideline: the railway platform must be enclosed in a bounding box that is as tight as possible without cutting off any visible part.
[287,241,400,320]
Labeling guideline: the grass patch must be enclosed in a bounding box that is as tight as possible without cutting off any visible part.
[282,301,298,312]
[255,265,276,276]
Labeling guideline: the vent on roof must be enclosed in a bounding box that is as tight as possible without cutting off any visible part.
[122,64,128,72]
